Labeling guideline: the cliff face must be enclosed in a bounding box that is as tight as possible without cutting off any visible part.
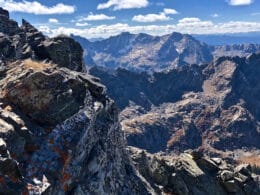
[0,8,149,194]
[0,8,20,36]
[90,65,205,110]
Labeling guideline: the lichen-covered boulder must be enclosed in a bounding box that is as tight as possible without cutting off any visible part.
[0,59,150,194]
[1,63,87,126]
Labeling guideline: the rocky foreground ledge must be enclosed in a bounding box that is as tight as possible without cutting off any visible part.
[0,60,150,194]
[0,7,149,194]
[129,147,260,194]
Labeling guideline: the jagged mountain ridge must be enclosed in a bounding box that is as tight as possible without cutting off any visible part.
[72,32,213,72]
[90,64,205,110]
[194,33,260,45]
[212,44,260,58]
[72,33,260,72]
[90,54,260,158]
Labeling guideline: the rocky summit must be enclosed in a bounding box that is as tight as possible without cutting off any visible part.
[0,14,83,72]
[0,8,150,194]
[0,7,260,195]
[73,33,260,72]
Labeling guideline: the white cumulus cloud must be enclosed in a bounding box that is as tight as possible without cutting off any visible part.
[0,0,75,15]
[75,22,89,27]
[178,17,201,23]
[228,0,254,6]
[37,19,260,39]
[163,8,178,15]
[132,8,178,23]
[177,17,214,29]
[49,18,59,23]
[97,0,149,10]
[132,13,171,22]
[80,13,115,21]
[211,13,220,18]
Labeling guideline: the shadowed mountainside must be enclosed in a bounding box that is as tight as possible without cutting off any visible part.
[90,54,260,157]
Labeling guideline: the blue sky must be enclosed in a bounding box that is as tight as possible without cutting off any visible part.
[1,0,260,38]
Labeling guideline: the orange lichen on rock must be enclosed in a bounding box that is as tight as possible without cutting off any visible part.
[21,189,29,195]
[52,147,69,164]
[63,183,69,192]
[25,144,39,153]
[61,172,71,183]
[0,176,5,183]
[10,176,19,183]
[49,138,55,144]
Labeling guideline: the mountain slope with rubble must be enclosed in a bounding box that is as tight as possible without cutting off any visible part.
[91,54,260,159]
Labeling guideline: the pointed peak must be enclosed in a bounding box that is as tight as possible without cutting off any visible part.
[22,19,32,27]
[21,19,39,32]
[168,32,184,41]
[0,7,9,18]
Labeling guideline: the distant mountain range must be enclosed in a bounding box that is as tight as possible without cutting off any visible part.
[194,32,260,45]
[72,32,213,72]
[212,44,260,58]
[72,32,260,72]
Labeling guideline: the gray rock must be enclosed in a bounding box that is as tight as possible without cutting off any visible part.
[222,179,240,193]
[0,8,84,72]
[235,164,252,177]
[220,170,234,182]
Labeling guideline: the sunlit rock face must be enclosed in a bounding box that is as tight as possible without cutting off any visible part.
[91,54,260,156]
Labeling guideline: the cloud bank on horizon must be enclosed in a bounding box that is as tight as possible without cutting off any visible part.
[0,0,259,38]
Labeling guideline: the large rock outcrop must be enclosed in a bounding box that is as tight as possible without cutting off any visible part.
[129,147,260,195]
[0,7,20,36]
[0,10,84,71]
[0,60,149,194]
[0,8,149,194]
